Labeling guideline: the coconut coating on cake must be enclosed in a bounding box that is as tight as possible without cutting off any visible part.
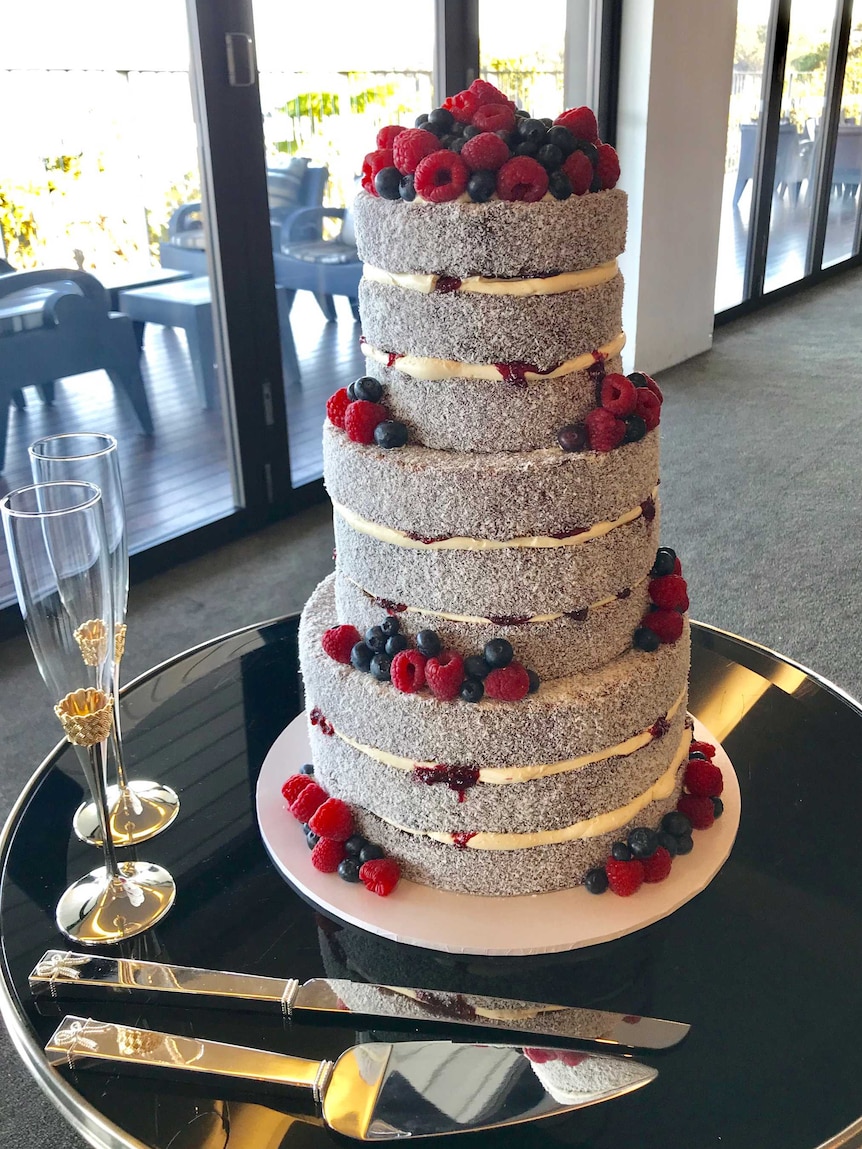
[335,571,651,681]
[359,275,623,368]
[333,505,659,617]
[363,356,624,452]
[354,189,628,277]
[324,424,658,542]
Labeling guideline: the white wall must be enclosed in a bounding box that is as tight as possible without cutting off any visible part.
[617,0,737,374]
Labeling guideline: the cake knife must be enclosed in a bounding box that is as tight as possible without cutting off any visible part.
[31,950,689,1051]
[45,1014,657,1141]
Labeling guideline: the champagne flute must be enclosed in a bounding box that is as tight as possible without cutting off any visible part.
[1,480,175,944]
[29,432,180,847]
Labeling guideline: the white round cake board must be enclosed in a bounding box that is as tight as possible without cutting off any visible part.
[256,714,740,956]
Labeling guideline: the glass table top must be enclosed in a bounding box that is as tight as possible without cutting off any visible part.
[2,616,862,1149]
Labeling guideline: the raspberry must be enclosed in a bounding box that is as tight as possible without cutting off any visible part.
[461,131,510,173]
[641,609,685,644]
[562,151,593,195]
[468,78,510,106]
[673,556,683,575]
[561,1051,589,1067]
[596,142,621,189]
[554,106,599,142]
[523,1047,556,1064]
[361,148,394,194]
[344,400,388,444]
[281,774,313,805]
[648,575,689,611]
[471,103,516,133]
[443,88,480,123]
[392,128,441,174]
[321,624,362,663]
[684,758,724,799]
[289,781,328,822]
[677,794,715,830]
[425,650,465,700]
[414,151,469,203]
[585,407,626,452]
[690,739,716,759]
[642,373,663,403]
[376,125,405,149]
[642,846,672,883]
[484,661,530,701]
[308,796,354,841]
[390,649,427,693]
[311,837,345,873]
[326,387,351,429]
[605,857,645,896]
[635,388,661,431]
[600,373,638,416]
[360,856,401,896]
[496,156,548,202]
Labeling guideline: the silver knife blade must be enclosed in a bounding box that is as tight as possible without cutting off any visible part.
[31,950,688,1050]
[46,1014,657,1141]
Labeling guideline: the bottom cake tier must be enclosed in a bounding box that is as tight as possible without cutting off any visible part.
[300,574,691,897]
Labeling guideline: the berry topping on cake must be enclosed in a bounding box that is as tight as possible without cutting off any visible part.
[344,400,388,444]
[584,867,609,894]
[547,170,573,199]
[370,653,392,682]
[633,627,661,652]
[472,103,516,133]
[385,634,408,656]
[321,624,362,664]
[611,840,633,861]
[466,169,497,202]
[416,629,442,657]
[677,794,715,830]
[641,608,685,644]
[443,88,481,123]
[374,166,402,200]
[311,837,346,872]
[361,147,395,194]
[460,678,484,703]
[600,373,638,416]
[350,375,383,403]
[712,796,724,818]
[461,131,511,172]
[562,150,594,195]
[289,781,328,822]
[658,831,679,857]
[359,841,385,863]
[350,642,374,672]
[376,125,405,149]
[642,846,672,883]
[676,833,695,855]
[281,774,313,805]
[484,637,514,668]
[527,668,541,694]
[360,857,401,896]
[585,407,626,452]
[649,574,689,611]
[326,387,351,429]
[596,142,621,189]
[683,757,724,798]
[651,547,678,577]
[634,388,661,431]
[468,77,511,106]
[309,797,354,842]
[426,650,466,700]
[337,858,361,882]
[393,128,441,173]
[414,150,470,202]
[299,762,314,775]
[496,156,549,202]
[464,653,491,680]
[554,105,599,142]
[690,739,716,758]
[484,661,531,701]
[629,371,663,402]
[627,826,659,859]
[557,422,588,452]
[374,420,409,449]
[662,810,692,837]
[622,415,648,443]
[391,649,428,693]
[605,857,645,897]
[365,625,387,652]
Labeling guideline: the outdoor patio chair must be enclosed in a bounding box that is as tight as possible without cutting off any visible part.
[272,202,361,323]
[0,268,153,473]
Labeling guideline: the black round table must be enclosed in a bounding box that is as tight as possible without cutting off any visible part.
[2,617,862,1149]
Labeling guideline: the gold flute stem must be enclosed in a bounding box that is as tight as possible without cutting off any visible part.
[81,741,122,880]
[111,675,130,792]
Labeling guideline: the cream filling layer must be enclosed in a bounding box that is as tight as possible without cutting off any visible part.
[334,691,686,785]
[332,491,655,552]
[361,332,626,382]
[376,729,690,851]
[362,260,618,296]
[348,573,648,625]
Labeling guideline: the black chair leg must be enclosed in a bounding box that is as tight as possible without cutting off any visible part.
[37,381,56,405]
[313,293,337,322]
[0,398,10,473]
[349,297,360,322]
[108,364,154,435]
[11,389,26,410]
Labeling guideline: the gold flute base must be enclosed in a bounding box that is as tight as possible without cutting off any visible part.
[73,781,180,848]
[55,861,176,945]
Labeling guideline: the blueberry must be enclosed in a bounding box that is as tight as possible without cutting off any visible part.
[299,762,314,775]
[547,125,576,155]
[628,827,659,859]
[399,173,417,202]
[611,841,632,862]
[623,415,647,443]
[557,422,587,451]
[450,136,466,153]
[415,112,429,126]
[374,420,409,449]
[548,171,573,200]
[518,118,547,143]
[484,638,514,668]
[584,867,609,894]
[423,119,447,138]
[467,169,497,203]
[658,831,679,857]
[449,120,466,136]
[359,842,385,864]
[338,858,361,882]
[514,108,530,119]
[350,642,374,672]
[439,134,457,149]
[712,796,725,819]
[537,143,563,170]
[676,833,694,856]
[353,375,382,403]
[651,547,677,577]
[527,668,541,694]
[572,139,599,166]
[460,678,485,703]
[463,123,482,139]
[344,835,366,857]
[365,625,387,652]
[662,810,692,837]
[370,653,392,682]
[633,627,660,652]
[540,116,554,128]
[380,616,401,637]
[306,830,319,849]
[416,629,441,657]
[346,380,358,400]
[385,634,408,656]
[514,139,538,157]
[590,171,603,193]
[689,750,708,761]
[374,166,402,200]
[428,106,454,128]
[464,654,490,680]
[628,371,652,389]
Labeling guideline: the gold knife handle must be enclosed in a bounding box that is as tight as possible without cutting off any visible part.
[45,1016,334,1102]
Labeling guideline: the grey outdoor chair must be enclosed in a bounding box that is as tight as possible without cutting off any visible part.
[272,202,362,322]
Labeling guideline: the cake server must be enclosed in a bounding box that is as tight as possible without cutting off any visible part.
[45,1014,657,1141]
[31,950,689,1050]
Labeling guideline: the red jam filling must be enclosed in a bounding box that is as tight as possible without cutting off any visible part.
[487,614,531,626]
[650,715,670,739]
[641,496,656,522]
[373,596,407,614]
[434,276,462,293]
[616,587,632,600]
[309,707,334,736]
[452,831,477,849]
[567,607,589,622]
[414,764,480,804]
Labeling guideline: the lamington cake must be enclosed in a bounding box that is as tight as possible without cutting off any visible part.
[295,81,721,900]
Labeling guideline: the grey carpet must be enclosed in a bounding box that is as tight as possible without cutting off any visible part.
[1,267,862,1143]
